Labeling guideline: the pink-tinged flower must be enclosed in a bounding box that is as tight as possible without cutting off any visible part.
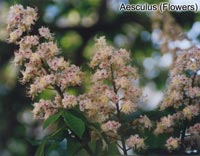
[32,99,56,120]
[117,65,138,78]
[13,50,26,66]
[170,90,183,103]
[8,29,22,43]
[183,105,199,120]
[110,49,130,67]
[78,94,92,111]
[170,74,188,89]
[154,122,165,135]
[47,57,69,71]
[186,62,197,71]
[165,137,179,151]
[92,69,109,82]
[19,48,32,59]
[121,100,137,114]
[62,93,77,109]
[7,5,24,30]
[138,115,152,129]
[20,66,37,84]
[187,87,200,98]
[160,90,183,110]
[90,37,112,69]
[53,94,62,106]
[7,5,37,38]
[37,41,60,59]
[115,76,130,89]
[172,112,183,121]
[28,74,56,98]
[188,123,200,135]
[170,48,200,76]
[126,135,145,150]
[90,83,108,94]
[19,35,39,49]
[39,26,53,40]
[105,89,119,103]
[101,121,121,133]
[28,53,42,68]
[57,65,82,90]
[154,115,174,135]
[161,115,174,128]
[124,86,142,101]
[117,48,130,62]
[23,6,37,28]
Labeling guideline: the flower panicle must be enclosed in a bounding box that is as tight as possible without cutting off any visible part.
[7,5,82,120]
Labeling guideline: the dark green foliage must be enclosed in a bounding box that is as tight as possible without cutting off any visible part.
[62,111,85,139]
[43,111,63,129]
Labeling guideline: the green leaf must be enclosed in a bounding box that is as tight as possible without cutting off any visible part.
[62,111,85,138]
[102,143,120,156]
[145,132,170,152]
[35,126,66,156]
[46,141,60,155]
[66,137,88,156]
[43,111,62,129]
[48,125,66,141]
[26,138,42,146]
[35,141,46,156]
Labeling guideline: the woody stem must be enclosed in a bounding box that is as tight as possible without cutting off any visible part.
[110,65,127,155]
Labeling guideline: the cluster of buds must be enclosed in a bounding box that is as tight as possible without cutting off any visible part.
[7,5,82,120]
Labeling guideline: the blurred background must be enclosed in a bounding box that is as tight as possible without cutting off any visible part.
[0,0,200,155]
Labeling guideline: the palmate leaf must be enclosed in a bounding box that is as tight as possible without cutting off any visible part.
[62,111,85,138]
[43,111,63,129]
